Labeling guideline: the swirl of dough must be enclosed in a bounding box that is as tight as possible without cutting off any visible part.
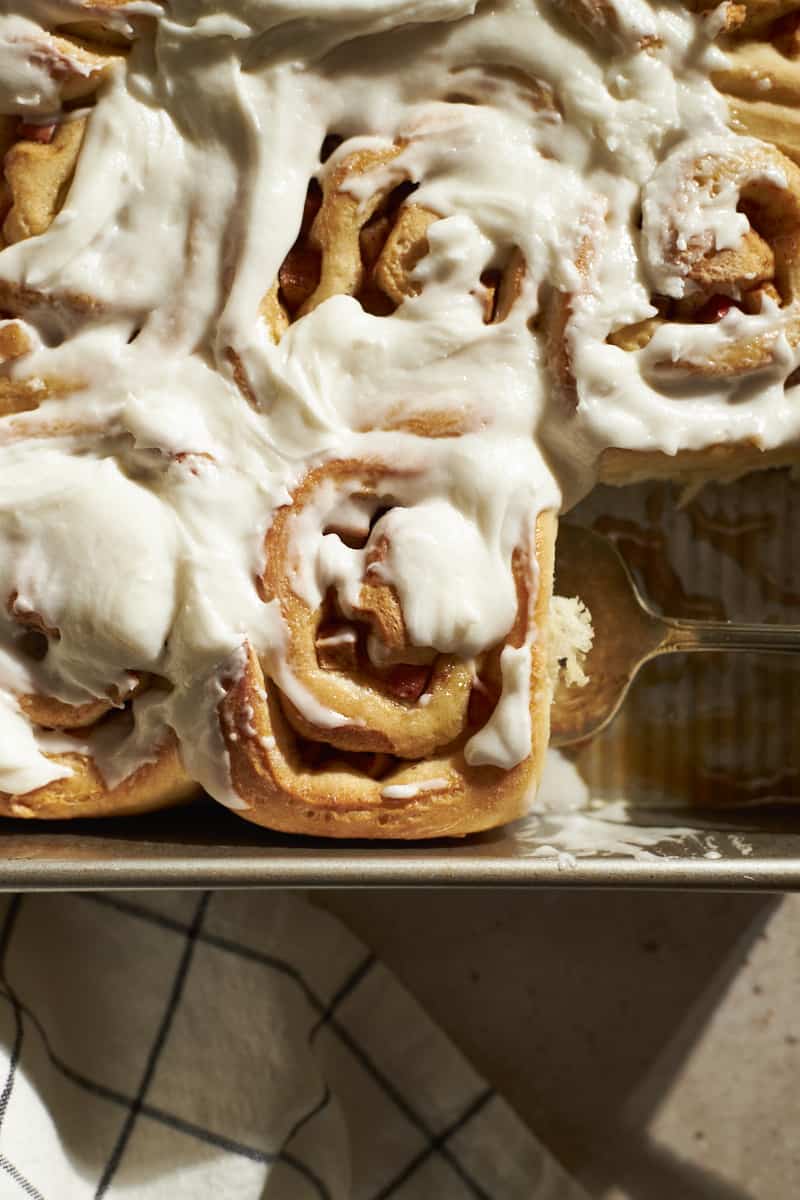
[261,459,479,758]
[206,458,556,838]
[282,138,525,328]
[230,133,527,426]
[247,141,439,350]
[608,136,800,377]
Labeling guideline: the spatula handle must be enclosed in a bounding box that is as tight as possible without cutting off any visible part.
[658,617,800,656]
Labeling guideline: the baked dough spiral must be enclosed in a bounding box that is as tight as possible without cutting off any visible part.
[230,135,526,418]
[606,139,800,377]
[217,462,555,839]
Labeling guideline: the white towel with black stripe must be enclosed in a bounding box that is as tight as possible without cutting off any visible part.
[0,891,588,1199]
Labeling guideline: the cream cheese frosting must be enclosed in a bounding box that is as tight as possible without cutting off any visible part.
[0,0,798,804]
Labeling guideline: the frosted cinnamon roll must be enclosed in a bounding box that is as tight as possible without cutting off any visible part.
[0,427,197,819]
[216,459,556,838]
[248,141,438,353]
[0,671,194,825]
[223,128,531,440]
[250,136,525,350]
[0,705,194,822]
[599,2,800,384]
[577,135,800,484]
[0,17,127,318]
[608,137,800,377]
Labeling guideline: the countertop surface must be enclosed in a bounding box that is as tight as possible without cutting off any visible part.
[320,889,797,1200]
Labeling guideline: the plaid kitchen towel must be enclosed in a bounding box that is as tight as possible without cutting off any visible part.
[0,891,587,1200]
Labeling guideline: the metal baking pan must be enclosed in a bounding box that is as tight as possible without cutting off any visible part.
[2,472,800,891]
[2,799,800,890]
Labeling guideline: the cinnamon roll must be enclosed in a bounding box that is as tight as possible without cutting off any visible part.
[0,429,197,819]
[245,141,441,354]
[230,133,527,419]
[588,4,800,483]
[613,138,800,377]
[218,461,556,838]
[0,20,126,320]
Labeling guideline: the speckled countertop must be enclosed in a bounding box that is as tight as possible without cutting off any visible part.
[320,890,797,1199]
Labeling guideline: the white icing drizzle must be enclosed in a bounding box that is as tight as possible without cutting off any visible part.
[0,690,71,794]
[380,777,450,800]
[0,0,796,801]
[464,641,534,768]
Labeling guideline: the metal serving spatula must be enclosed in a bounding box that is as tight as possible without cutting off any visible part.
[550,523,800,747]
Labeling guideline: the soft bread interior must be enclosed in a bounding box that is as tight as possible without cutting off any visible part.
[549,595,595,689]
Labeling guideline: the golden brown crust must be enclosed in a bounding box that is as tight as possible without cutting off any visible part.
[3,119,87,245]
[0,729,198,821]
[709,9,800,174]
[599,439,800,485]
[728,97,800,165]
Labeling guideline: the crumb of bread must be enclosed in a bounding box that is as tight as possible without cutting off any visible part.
[548,595,594,687]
